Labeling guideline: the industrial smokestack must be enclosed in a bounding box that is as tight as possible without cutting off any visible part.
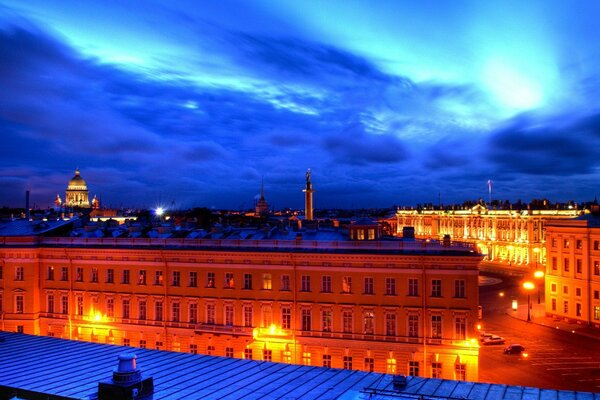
[25,190,30,220]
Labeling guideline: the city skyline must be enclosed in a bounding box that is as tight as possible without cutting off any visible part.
[1,1,600,209]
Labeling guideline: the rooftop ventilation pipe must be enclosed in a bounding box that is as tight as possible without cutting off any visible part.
[98,353,154,400]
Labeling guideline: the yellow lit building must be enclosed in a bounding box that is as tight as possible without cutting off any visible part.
[0,230,481,381]
[65,168,90,208]
[544,209,600,328]
[392,205,582,272]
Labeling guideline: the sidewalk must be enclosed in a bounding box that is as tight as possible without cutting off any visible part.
[508,302,600,341]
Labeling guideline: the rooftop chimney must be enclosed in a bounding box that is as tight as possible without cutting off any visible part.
[98,353,154,400]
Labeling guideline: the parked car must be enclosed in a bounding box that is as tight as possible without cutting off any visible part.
[503,344,525,354]
[479,332,493,342]
[482,335,505,345]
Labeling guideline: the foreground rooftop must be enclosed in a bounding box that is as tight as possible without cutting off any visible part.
[0,332,597,400]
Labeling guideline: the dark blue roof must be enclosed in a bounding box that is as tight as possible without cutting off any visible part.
[0,332,598,400]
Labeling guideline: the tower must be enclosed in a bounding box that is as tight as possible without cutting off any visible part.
[65,168,90,208]
[255,177,269,216]
[303,169,315,221]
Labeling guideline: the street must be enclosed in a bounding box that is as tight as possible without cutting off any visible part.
[478,273,600,393]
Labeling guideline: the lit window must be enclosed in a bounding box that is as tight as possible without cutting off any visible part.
[342,276,352,293]
[225,272,234,288]
[206,272,215,288]
[138,270,146,285]
[303,352,312,366]
[387,358,397,374]
[262,273,272,290]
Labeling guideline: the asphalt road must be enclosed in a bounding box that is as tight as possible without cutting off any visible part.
[478,273,600,393]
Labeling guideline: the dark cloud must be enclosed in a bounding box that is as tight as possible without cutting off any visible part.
[323,124,410,165]
[486,113,600,175]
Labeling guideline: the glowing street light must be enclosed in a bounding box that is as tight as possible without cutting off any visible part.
[523,281,535,322]
[155,207,165,218]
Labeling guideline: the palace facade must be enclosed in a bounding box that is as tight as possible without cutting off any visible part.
[392,205,582,272]
[544,211,600,328]
[0,228,481,381]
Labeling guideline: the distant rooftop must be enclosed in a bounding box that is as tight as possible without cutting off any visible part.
[0,218,74,236]
[0,332,597,400]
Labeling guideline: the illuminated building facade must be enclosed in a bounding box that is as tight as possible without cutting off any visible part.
[544,211,600,328]
[65,168,90,208]
[0,233,481,380]
[393,205,582,271]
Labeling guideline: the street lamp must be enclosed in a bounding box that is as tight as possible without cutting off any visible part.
[523,281,535,322]
[534,270,544,304]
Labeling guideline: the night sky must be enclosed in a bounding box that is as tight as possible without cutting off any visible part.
[1,1,600,210]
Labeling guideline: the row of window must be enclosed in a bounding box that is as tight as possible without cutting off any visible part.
[550,298,600,320]
[31,266,468,298]
[41,294,469,338]
[550,257,600,276]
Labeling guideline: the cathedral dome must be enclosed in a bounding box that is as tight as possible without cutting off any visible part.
[67,169,87,190]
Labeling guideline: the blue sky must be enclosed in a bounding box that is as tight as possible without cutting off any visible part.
[1,0,600,210]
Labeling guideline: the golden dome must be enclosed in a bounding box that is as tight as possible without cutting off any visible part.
[67,169,87,190]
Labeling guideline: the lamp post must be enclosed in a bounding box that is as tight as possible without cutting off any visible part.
[523,281,535,322]
[534,270,544,304]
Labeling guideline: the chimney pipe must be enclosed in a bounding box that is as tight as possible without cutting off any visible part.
[98,353,154,400]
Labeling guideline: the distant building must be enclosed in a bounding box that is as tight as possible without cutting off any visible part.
[65,168,91,208]
[392,205,582,272]
[544,207,600,328]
